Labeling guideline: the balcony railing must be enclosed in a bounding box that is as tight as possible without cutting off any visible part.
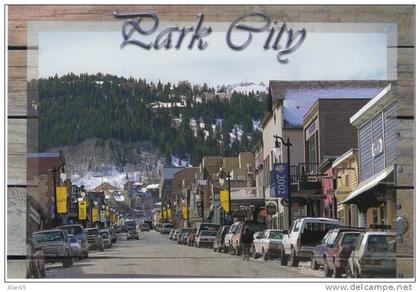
[290,163,321,184]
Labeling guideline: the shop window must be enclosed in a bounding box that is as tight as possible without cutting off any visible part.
[345,174,349,187]
[379,205,386,225]
[373,208,378,223]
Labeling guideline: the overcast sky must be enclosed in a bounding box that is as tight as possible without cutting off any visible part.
[39,25,387,87]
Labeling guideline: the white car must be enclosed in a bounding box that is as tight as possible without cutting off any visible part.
[281,217,342,267]
[68,234,83,259]
[223,222,240,253]
[196,230,217,248]
[346,231,396,278]
[251,229,285,260]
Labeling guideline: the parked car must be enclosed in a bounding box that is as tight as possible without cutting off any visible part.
[346,230,396,278]
[311,227,363,277]
[230,221,267,256]
[140,223,150,232]
[161,223,174,234]
[85,228,104,252]
[187,229,197,246]
[68,234,83,259]
[213,225,230,252]
[127,229,140,240]
[251,229,285,260]
[178,228,192,244]
[281,217,342,267]
[57,224,89,258]
[172,229,181,241]
[26,238,45,278]
[196,230,217,248]
[32,229,73,268]
[168,229,176,239]
[194,223,219,245]
[181,232,190,245]
[100,229,113,248]
[223,222,240,253]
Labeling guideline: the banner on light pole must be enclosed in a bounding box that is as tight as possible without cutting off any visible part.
[272,163,289,198]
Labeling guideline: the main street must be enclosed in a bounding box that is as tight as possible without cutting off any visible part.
[45,230,323,278]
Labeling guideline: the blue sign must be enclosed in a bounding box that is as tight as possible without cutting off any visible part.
[272,163,289,198]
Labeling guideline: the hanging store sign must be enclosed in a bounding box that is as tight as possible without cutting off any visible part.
[272,163,288,198]
[266,202,277,215]
[78,201,87,220]
[56,186,68,213]
[92,207,98,222]
[220,190,230,213]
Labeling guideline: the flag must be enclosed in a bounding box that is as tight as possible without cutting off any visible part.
[182,207,188,219]
[56,186,67,213]
[78,201,87,220]
[92,207,98,222]
[220,190,230,213]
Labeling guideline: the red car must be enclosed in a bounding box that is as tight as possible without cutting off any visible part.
[311,227,363,278]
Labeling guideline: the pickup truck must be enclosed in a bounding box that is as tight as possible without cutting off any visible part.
[280,217,341,267]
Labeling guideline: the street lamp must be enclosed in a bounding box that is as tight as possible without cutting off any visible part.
[219,167,232,224]
[273,135,293,230]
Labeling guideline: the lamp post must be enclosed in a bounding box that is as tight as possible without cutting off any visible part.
[219,167,232,224]
[48,162,65,227]
[273,135,293,230]
[187,189,191,227]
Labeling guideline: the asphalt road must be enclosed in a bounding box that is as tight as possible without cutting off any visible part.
[45,230,324,278]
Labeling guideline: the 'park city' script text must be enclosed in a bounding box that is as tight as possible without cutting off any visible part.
[113,11,306,64]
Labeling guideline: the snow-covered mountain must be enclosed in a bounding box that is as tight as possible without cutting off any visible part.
[217,81,268,95]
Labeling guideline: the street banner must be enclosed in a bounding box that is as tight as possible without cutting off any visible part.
[182,207,188,219]
[272,163,289,198]
[78,201,87,220]
[220,190,230,213]
[92,207,98,222]
[56,186,67,213]
[167,208,171,218]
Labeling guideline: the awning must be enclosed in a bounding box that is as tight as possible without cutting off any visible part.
[340,166,394,206]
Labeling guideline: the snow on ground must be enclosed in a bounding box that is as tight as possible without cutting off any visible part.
[70,167,142,190]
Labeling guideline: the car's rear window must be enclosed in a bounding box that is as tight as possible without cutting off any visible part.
[367,235,396,253]
[59,225,83,235]
[86,229,99,236]
[268,231,283,239]
[33,231,63,242]
[340,233,360,246]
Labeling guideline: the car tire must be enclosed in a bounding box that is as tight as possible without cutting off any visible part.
[324,258,332,277]
[289,248,299,267]
[280,247,288,266]
[311,257,319,270]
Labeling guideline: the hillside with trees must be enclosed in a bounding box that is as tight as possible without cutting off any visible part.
[33,73,266,166]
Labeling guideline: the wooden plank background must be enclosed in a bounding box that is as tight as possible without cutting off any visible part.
[6,4,415,278]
